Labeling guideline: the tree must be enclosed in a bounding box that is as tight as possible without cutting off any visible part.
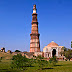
[64,47,67,51]
[71,41,72,48]
[11,54,32,70]
[62,48,72,61]
[36,55,48,70]
[61,47,72,61]
[15,50,21,52]
[64,49,72,61]
[60,47,66,57]
[49,56,58,66]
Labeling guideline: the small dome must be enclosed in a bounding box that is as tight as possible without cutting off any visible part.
[47,41,59,47]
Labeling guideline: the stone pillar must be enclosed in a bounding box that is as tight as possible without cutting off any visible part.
[56,47,58,56]
[51,49,52,57]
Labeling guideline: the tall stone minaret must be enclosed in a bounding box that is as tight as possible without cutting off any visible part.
[30,5,40,52]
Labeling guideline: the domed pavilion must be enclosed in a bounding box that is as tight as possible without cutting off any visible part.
[43,41,64,59]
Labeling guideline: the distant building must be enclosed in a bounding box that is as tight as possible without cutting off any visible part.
[43,41,64,59]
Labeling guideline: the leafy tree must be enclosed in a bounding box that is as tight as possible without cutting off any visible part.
[15,50,21,52]
[61,47,72,61]
[63,49,72,61]
[71,41,72,48]
[36,55,48,70]
[49,56,58,66]
[64,47,67,51]
[11,54,32,70]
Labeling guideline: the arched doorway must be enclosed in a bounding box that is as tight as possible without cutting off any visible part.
[52,49,56,57]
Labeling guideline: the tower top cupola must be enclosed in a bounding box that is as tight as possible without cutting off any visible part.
[33,5,37,13]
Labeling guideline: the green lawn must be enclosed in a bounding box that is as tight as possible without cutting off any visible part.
[0,59,72,72]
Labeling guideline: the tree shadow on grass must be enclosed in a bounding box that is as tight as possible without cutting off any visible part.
[54,65,63,66]
[26,66,35,67]
[42,65,63,70]
[42,68,54,70]
[0,69,20,72]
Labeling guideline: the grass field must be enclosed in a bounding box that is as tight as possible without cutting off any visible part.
[0,59,72,72]
[0,53,72,72]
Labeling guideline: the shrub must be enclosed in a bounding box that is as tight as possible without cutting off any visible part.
[36,55,48,70]
[15,50,21,52]
[11,54,32,70]
[63,49,72,61]
[49,56,58,66]
[65,59,67,61]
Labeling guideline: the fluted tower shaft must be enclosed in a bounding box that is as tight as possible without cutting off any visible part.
[30,5,40,52]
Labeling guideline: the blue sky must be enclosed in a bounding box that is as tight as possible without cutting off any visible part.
[0,0,72,52]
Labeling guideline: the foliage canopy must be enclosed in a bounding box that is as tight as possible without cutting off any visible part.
[11,54,32,70]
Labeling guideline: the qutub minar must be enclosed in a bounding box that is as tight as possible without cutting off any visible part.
[30,5,40,52]
[0,4,66,60]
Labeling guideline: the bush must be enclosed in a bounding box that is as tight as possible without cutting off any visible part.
[65,59,67,61]
[11,54,32,70]
[63,49,72,61]
[36,55,48,70]
[15,50,21,52]
[49,56,58,66]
